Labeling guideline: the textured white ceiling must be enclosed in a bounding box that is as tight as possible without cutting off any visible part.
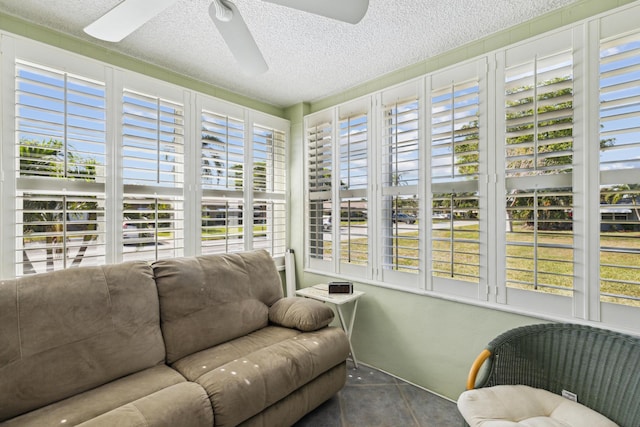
[0,0,578,108]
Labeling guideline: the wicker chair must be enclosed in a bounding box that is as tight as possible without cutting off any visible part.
[462,323,640,427]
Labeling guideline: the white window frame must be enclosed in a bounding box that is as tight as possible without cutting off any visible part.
[336,97,371,278]
[305,109,335,272]
[0,33,288,278]
[120,72,190,263]
[302,2,640,335]
[427,58,488,300]
[495,27,582,318]
[590,9,640,331]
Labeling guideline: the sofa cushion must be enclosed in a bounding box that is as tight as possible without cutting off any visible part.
[240,363,347,427]
[153,250,284,363]
[173,326,349,427]
[74,382,213,427]
[457,385,618,427]
[1,365,188,426]
[0,262,166,422]
[172,326,301,380]
[269,297,335,331]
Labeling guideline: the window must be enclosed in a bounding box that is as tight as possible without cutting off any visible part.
[501,33,575,314]
[201,110,244,191]
[199,102,288,257]
[1,36,287,278]
[430,65,482,293]
[303,3,640,333]
[599,32,640,307]
[338,110,369,272]
[122,88,185,262]
[252,124,286,256]
[307,116,334,267]
[15,60,106,275]
[380,96,420,277]
[306,101,371,277]
[200,109,245,254]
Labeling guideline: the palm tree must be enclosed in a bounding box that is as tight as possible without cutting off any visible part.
[20,138,100,272]
[201,134,225,186]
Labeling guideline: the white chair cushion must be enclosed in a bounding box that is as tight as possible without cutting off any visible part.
[457,385,618,427]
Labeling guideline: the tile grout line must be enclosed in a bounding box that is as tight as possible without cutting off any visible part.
[396,382,422,427]
[338,384,347,427]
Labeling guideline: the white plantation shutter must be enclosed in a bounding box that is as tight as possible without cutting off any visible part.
[430,73,481,287]
[123,90,184,187]
[307,120,333,264]
[599,31,640,307]
[502,32,575,312]
[198,105,288,258]
[381,97,420,276]
[17,61,107,180]
[504,54,574,176]
[15,60,107,276]
[253,125,285,193]
[201,198,245,254]
[340,114,368,192]
[297,5,640,331]
[200,110,245,253]
[201,111,244,191]
[122,89,184,262]
[252,125,286,256]
[3,37,289,279]
[122,194,184,260]
[253,200,286,256]
[339,113,368,270]
[16,192,105,275]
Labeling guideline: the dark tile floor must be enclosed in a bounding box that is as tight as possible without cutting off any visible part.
[294,360,464,427]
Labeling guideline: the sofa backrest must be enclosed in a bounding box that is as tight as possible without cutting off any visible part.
[0,262,166,422]
[153,250,283,364]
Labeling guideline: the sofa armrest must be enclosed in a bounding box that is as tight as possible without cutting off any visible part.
[269,297,334,332]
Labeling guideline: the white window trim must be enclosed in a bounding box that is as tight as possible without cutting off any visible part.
[0,33,288,278]
[303,2,640,336]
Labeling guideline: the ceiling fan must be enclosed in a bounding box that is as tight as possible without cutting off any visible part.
[84,0,369,75]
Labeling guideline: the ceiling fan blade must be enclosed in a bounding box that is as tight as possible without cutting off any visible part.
[84,0,178,42]
[210,0,268,76]
[262,0,369,24]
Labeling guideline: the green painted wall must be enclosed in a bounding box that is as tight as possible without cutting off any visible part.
[287,0,638,401]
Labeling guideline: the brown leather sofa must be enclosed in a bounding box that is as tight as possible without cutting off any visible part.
[0,250,349,426]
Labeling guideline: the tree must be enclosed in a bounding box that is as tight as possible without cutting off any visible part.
[20,138,100,272]
[201,134,225,186]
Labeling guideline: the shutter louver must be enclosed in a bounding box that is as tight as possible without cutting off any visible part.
[200,110,246,253]
[252,125,286,256]
[122,89,184,261]
[504,49,574,297]
[339,114,368,267]
[15,61,107,276]
[382,99,419,273]
[308,122,333,262]
[201,111,244,191]
[123,90,184,187]
[431,78,481,284]
[201,198,245,254]
[599,33,640,306]
[122,195,183,261]
[253,200,286,256]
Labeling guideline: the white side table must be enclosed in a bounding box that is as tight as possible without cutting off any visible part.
[296,284,365,368]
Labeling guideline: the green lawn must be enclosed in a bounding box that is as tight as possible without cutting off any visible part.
[314,222,640,306]
[202,225,267,240]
